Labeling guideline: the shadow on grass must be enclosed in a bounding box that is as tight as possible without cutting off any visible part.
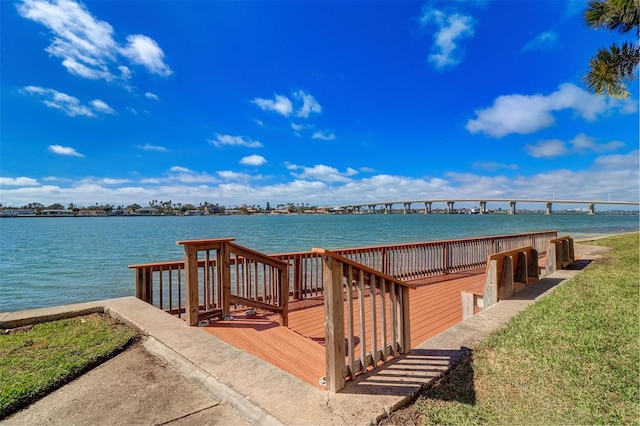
[376,350,477,425]
[341,347,475,399]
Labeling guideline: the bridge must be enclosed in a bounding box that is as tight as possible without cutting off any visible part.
[331,199,640,215]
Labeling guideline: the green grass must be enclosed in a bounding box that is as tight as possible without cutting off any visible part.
[384,232,640,425]
[0,313,138,418]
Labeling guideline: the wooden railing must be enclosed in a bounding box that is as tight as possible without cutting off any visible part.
[270,230,558,296]
[130,231,558,317]
[131,238,288,326]
[313,248,416,392]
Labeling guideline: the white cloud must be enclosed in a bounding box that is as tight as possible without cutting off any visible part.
[209,134,263,148]
[294,90,322,118]
[594,150,639,170]
[240,155,267,166]
[466,83,636,138]
[525,140,568,158]
[0,177,39,186]
[89,99,114,114]
[218,171,252,181]
[420,8,475,70]
[526,133,626,158]
[137,144,168,152]
[145,92,160,101]
[22,86,116,117]
[252,94,293,117]
[118,65,132,80]
[1,156,638,208]
[288,164,357,183]
[312,131,336,141]
[472,161,518,172]
[166,167,217,183]
[521,31,558,52]
[121,35,172,77]
[48,144,85,157]
[17,0,171,81]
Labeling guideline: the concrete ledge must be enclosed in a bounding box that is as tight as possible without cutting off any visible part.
[0,300,105,329]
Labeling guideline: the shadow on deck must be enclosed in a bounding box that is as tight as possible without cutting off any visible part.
[200,269,487,389]
[198,257,588,392]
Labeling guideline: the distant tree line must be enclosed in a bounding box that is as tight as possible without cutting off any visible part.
[0,200,324,215]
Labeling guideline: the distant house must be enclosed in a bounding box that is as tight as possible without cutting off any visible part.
[41,209,74,217]
[1,209,36,217]
[206,205,222,215]
[138,207,161,216]
[184,209,202,216]
[78,209,107,216]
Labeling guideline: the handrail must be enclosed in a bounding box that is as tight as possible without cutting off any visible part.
[311,248,416,290]
[176,238,289,326]
[313,247,414,392]
[130,231,558,322]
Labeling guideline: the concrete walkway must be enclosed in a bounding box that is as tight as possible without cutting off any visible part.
[0,243,610,425]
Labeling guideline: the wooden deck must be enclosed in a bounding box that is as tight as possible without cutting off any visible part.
[201,268,486,388]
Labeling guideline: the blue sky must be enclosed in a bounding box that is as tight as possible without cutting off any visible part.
[1,0,638,209]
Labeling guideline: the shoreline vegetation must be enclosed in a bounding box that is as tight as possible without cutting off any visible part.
[380,232,640,425]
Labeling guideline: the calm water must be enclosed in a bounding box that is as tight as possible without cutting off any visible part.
[1,212,637,312]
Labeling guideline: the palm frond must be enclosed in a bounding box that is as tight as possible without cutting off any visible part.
[583,42,640,98]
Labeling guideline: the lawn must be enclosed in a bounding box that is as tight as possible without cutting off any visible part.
[382,232,640,425]
[0,313,138,418]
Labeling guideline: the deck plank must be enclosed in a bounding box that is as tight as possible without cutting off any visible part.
[200,269,487,387]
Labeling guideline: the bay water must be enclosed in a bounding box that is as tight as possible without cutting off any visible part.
[1,212,637,313]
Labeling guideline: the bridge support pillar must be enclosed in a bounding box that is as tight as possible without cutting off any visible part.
[424,201,432,214]
[479,201,487,214]
[368,205,376,214]
[509,201,517,214]
[403,203,411,214]
[446,201,455,214]
[545,202,552,215]
[588,203,595,215]
[384,203,392,214]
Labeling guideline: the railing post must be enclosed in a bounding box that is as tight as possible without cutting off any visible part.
[321,255,346,392]
[400,286,411,353]
[184,244,199,326]
[381,247,389,276]
[135,267,153,304]
[280,267,289,327]
[218,241,231,319]
[293,256,302,299]
[443,242,450,274]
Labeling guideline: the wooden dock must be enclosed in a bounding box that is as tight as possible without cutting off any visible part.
[201,268,485,388]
